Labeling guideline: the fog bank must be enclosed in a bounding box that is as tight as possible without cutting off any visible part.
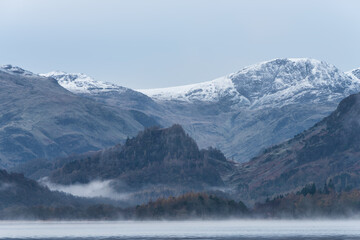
[40,178,129,200]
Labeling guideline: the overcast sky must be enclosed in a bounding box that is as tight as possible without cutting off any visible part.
[0,0,359,89]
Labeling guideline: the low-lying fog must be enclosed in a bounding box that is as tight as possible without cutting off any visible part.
[40,178,130,200]
[1,220,360,239]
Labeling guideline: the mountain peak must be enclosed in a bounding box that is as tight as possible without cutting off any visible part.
[49,124,230,195]
[231,58,337,84]
[40,71,128,94]
[138,58,359,108]
[128,124,198,155]
[240,58,324,71]
[228,58,359,108]
[0,64,35,76]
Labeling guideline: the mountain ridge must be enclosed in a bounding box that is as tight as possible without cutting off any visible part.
[41,58,360,162]
[138,58,359,107]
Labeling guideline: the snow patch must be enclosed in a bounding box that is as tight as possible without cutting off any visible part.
[138,76,249,105]
[40,71,127,94]
[0,64,35,76]
[346,68,360,82]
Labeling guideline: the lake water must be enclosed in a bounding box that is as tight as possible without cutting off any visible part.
[1,220,360,239]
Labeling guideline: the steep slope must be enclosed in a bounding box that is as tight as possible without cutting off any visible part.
[42,125,235,204]
[229,92,360,204]
[0,65,158,168]
[44,59,360,162]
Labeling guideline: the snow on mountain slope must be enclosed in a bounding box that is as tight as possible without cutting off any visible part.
[230,58,359,108]
[346,68,360,82]
[40,70,164,128]
[40,71,128,94]
[41,58,359,109]
[0,64,36,77]
[138,58,360,108]
[138,76,250,105]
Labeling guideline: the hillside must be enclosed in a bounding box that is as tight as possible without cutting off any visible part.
[41,71,166,124]
[254,185,360,218]
[0,65,158,168]
[0,168,133,220]
[0,169,85,213]
[36,125,235,205]
[229,92,360,204]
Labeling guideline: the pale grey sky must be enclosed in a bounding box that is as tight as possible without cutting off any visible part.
[0,0,359,88]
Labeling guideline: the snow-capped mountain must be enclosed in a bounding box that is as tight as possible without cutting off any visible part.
[1,64,36,77]
[139,58,359,108]
[40,71,128,94]
[230,58,359,107]
[137,58,360,161]
[41,58,360,162]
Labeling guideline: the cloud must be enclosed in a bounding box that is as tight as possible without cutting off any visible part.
[40,178,130,200]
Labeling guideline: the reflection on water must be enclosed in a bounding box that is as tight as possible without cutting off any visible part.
[1,220,360,240]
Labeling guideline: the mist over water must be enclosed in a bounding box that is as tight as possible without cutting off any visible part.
[1,220,360,240]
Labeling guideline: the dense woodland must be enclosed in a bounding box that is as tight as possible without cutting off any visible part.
[49,125,232,189]
[134,192,248,220]
[254,183,360,218]
[0,191,248,220]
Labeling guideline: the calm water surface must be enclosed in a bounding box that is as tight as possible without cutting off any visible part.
[1,220,360,240]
